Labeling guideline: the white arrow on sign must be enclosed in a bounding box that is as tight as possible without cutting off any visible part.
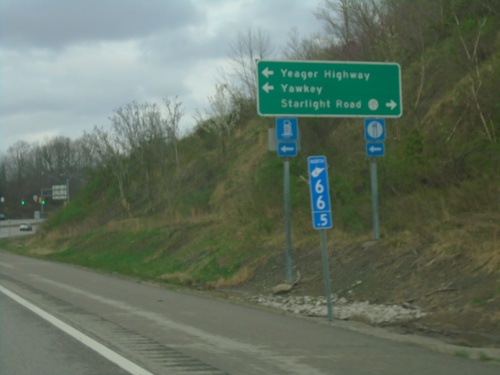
[262,67,274,78]
[369,145,383,153]
[280,145,294,153]
[386,99,397,110]
[262,82,274,93]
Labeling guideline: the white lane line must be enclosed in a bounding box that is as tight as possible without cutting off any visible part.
[0,261,15,268]
[0,285,156,375]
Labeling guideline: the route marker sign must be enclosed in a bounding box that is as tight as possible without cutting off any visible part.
[257,60,402,118]
[307,156,332,229]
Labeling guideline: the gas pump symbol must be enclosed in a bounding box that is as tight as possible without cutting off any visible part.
[282,119,293,138]
[276,117,298,141]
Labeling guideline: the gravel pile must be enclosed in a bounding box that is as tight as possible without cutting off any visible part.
[248,294,427,324]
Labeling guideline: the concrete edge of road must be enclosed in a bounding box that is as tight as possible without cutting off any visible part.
[324,318,500,363]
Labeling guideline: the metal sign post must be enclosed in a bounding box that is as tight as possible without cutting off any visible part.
[308,156,333,321]
[276,118,299,284]
[364,118,386,240]
[40,187,52,218]
[283,157,292,283]
[320,229,333,321]
[370,158,380,240]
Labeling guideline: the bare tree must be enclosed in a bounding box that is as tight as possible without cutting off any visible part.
[34,136,75,176]
[454,14,495,142]
[315,0,389,60]
[226,28,273,105]
[317,0,353,42]
[3,141,33,183]
[194,84,240,161]
[2,141,37,206]
[110,101,165,201]
[479,0,500,15]
[315,0,358,58]
[163,96,184,173]
[284,27,327,60]
[73,136,98,170]
[85,127,130,215]
[0,158,6,194]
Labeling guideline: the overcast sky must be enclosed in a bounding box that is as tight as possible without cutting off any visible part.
[0,0,323,153]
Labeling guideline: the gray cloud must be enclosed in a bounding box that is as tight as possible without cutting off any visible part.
[0,0,202,49]
[0,0,322,152]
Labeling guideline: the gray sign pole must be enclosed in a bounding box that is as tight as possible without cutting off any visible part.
[320,229,333,321]
[284,157,293,284]
[272,119,298,285]
[308,156,334,321]
[370,157,380,240]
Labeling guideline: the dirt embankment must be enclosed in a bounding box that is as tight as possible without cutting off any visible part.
[236,225,500,349]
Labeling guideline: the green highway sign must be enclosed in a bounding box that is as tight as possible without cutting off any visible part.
[257,60,402,118]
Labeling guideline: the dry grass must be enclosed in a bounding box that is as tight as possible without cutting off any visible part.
[26,246,58,255]
[106,218,144,232]
[143,248,164,263]
[475,229,500,274]
[158,272,194,285]
[42,226,82,242]
[427,214,500,273]
[208,265,255,288]
[210,119,267,209]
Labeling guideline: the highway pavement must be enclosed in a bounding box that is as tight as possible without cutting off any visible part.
[0,250,499,375]
[0,291,130,375]
[0,219,39,239]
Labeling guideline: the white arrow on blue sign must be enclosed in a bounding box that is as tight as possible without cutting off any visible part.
[366,142,385,157]
[308,156,332,229]
[277,141,297,157]
[364,118,386,141]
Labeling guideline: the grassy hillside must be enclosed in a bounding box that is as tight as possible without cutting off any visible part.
[11,14,500,284]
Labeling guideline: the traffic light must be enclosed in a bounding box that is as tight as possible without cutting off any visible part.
[21,200,25,206]
[41,200,45,205]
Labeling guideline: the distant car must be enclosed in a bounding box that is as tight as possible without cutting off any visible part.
[0,214,5,220]
[20,223,33,231]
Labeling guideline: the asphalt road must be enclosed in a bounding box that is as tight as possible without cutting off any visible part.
[0,251,499,375]
[0,219,39,238]
[0,292,130,375]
